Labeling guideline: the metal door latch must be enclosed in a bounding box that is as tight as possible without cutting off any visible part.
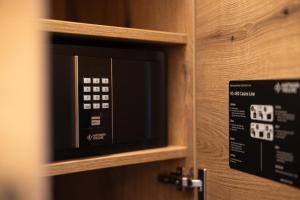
[182,176,202,190]
[158,167,207,200]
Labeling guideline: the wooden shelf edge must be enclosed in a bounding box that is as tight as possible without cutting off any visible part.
[40,19,187,45]
[43,146,187,176]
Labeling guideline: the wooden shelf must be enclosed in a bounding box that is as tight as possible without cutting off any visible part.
[44,146,187,176]
[40,19,187,45]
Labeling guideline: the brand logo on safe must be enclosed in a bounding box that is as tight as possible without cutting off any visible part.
[274,82,300,94]
[87,133,107,141]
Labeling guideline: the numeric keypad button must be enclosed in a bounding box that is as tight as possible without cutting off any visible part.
[93,103,100,109]
[93,95,100,101]
[83,95,91,101]
[83,103,91,110]
[102,86,109,92]
[102,103,109,109]
[102,95,109,100]
[83,78,91,84]
[93,86,100,92]
[93,78,100,84]
[102,78,109,84]
[83,86,91,92]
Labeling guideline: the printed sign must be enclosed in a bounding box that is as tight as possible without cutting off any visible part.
[229,80,300,187]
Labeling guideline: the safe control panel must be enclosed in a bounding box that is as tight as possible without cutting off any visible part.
[78,56,112,147]
[229,80,300,188]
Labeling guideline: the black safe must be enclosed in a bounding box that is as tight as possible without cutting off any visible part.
[51,42,167,161]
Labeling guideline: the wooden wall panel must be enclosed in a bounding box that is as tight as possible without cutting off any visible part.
[196,0,300,199]
[127,0,187,32]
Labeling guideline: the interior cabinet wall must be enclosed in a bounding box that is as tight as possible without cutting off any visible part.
[51,0,189,32]
[53,160,191,200]
[51,0,127,27]
[195,0,300,199]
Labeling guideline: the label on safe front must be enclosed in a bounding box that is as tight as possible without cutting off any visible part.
[229,80,300,187]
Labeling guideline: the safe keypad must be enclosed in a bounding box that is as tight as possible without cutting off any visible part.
[82,77,110,110]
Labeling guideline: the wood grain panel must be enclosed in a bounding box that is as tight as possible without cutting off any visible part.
[50,0,127,27]
[50,0,191,32]
[196,0,300,199]
[128,0,187,32]
[50,0,193,32]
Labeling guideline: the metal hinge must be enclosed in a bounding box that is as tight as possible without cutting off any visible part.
[158,168,207,200]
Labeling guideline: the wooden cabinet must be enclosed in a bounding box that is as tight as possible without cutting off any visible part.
[44,1,195,200]
[1,0,300,200]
